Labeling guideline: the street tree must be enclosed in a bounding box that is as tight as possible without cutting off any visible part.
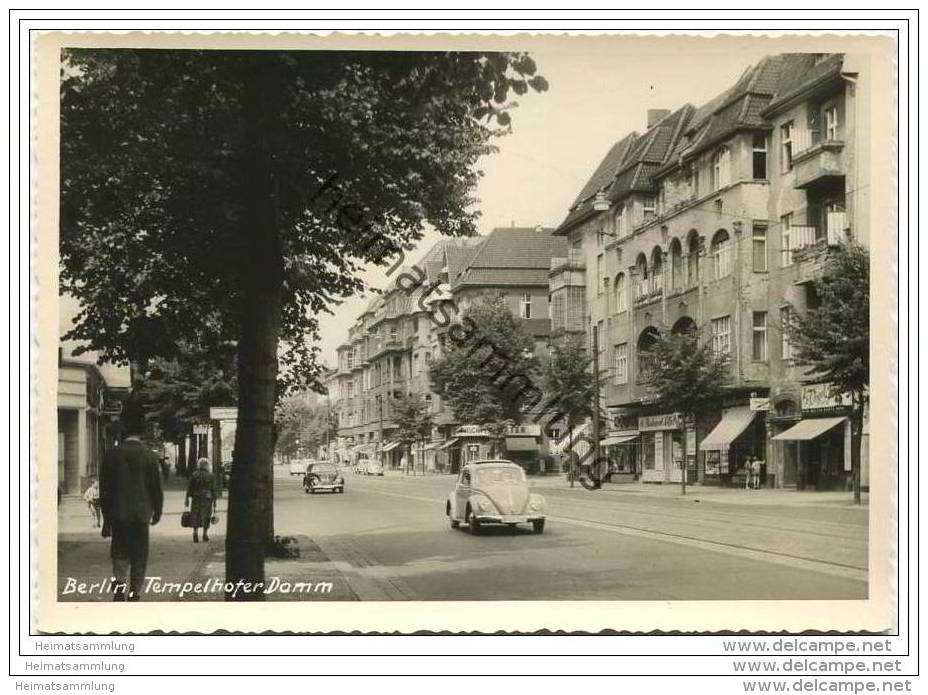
[391,393,433,475]
[60,48,549,598]
[541,332,597,486]
[275,394,329,461]
[786,241,869,504]
[139,342,238,476]
[640,325,731,495]
[429,293,539,459]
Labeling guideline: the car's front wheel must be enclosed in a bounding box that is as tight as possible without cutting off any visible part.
[532,519,546,534]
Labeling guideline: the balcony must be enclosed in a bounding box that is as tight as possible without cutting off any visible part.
[787,214,851,283]
[369,339,407,360]
[791,130,846,190]
[550,251,586,273]
[633,284,662,306]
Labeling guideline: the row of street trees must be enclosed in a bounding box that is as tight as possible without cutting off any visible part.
[420,242,869,503]
[275,395,337,462]
[60,48,551,597]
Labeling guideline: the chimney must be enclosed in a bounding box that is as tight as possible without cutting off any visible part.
[647,108,670,128]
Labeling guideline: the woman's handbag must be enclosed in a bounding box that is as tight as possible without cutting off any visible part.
[210,512,219,525]
[180,511,193,528]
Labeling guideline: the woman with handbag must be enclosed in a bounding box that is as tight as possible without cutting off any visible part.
[185,458,215,543]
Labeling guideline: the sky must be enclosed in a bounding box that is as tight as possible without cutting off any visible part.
[315,41,775,365]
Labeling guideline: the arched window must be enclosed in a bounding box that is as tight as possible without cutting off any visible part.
[671,316,697,336]
[687,231,700,287]
[650,247,663,294]
[637,326,660,378]
[711,229,732,280]
[635,254,649,300]
[712,147,731,190]
[615,273,627,312]
[670,238,684,292]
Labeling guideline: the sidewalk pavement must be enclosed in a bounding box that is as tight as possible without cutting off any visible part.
[57,487,357,602]
[527,475,868,507]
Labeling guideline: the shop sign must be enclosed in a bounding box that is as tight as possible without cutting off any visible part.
[508,424,541,436]
[638,413,683,431]
[612,414,639,432]
[455,425,489,437]
[750,398,771,411]
[613,430,640,438]
[209,406,238,421]
[193,424,211,435]
[801,383,851,411]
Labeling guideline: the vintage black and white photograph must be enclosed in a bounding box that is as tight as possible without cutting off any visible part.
[37,31,896,633]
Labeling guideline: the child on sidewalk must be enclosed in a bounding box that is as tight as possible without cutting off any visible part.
[83,477,102,528]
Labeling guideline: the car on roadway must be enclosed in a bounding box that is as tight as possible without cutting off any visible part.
[446,460,547,534]
[303,462,345,494]
[354,460,367,475]
[365,459,384,476]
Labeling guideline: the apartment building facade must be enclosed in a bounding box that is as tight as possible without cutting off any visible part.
[552,53,870,490]
[330,227,566,473]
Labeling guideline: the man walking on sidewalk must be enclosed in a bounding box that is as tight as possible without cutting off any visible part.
[100,399,164,601]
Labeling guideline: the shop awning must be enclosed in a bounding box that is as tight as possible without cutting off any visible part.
[421,442,440,451]
[505,437,539,452]
[601,434,639,447]
[381,441,402,452]
[439,437,460,450]
[699,407,756,451]
[772,417,847,441]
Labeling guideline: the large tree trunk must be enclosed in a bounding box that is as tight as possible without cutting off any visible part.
[225,55,284,600]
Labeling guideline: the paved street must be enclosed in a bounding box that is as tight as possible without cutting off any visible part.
[58,467,868,601]
[274,469,867,601]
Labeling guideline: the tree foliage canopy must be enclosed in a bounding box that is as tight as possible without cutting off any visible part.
[429,293,540,428]
[787,242,870,399]
[541,332,597,429]
[274,394,335,459]
[138,342,238,444]
[59,49,549,392]
[391,393,433,447]
[640,326,731,416]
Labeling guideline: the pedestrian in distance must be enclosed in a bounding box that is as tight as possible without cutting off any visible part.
[744,456,753,490]
[185,457,216,543]
[99,398,164,601]
[82,477,101,528]
[751,457,763,490]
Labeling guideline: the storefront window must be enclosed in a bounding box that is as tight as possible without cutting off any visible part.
[672,431,685,473]
[641,433,655,470]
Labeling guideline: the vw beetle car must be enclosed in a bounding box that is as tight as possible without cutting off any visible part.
[446,460,546,534]
[303,462,345,494]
